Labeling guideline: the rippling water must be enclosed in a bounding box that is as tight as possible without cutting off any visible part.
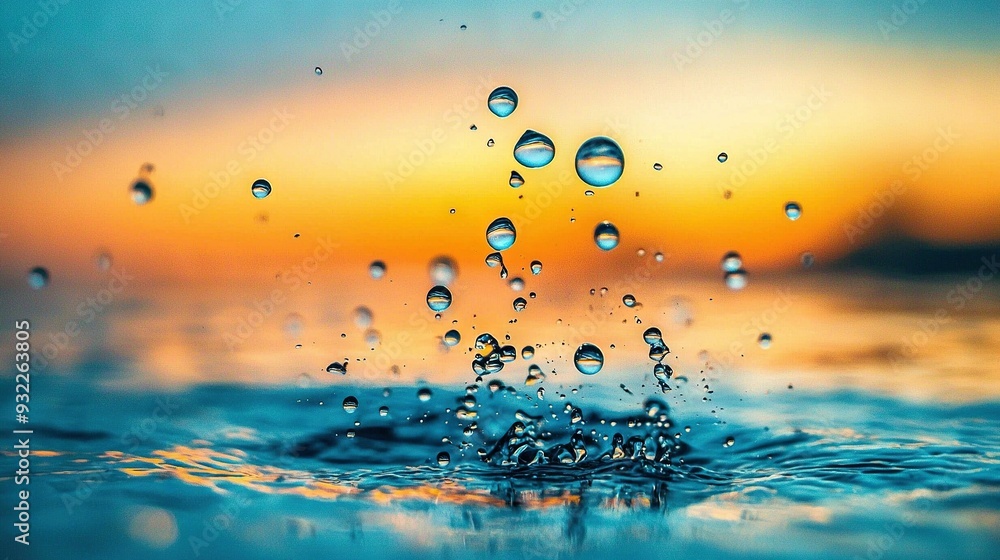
[15,369,1000,560]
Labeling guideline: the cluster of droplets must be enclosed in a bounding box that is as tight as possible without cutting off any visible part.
[642,327,673,393]
[721,251,748,291]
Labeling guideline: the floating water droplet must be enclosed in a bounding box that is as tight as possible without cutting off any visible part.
[429,256,458,285]
[758,333,772,349]
[530,260,542,275]
[512,297,527,312]
[364,329,381,346]
[487,138,495,147]
[725,270,748,290]
[314,66,323,76]
[459,24,467,30]
[27,267,49,289]
[521,346,534,359]
[509,277,524,291]
[486,217,516,251]
[251,178,272,199]
[724,436,735,447]
[644,398,667,417]
[418,388,433,402]
[648,344,668,362]
[513,130,555,168]
[436,451,451,466]
[443,329,461,347]
[536,387,545,400]
[342,396,358,413]
[717,152,728,163]
[654,252,665,263]
[369,260,386,279]
[525,364,546,385]
[653,162,663,171]
[130,179,153,205]
[509,170,524,188]
[800,251,815,269]
[573,343,604,375]
[721,251,743,272]
[487,86,518,118]
[622,294,637,307]
[642,327,662,345]
[594,221,620,251]
[379,406,389,417]
[326,362,347,375]
[426,286,453,312]
[784,202,802,221]
[352,306,373,329]
[575,136,625,187]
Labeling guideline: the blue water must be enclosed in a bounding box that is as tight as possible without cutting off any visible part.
[6,373,999,559]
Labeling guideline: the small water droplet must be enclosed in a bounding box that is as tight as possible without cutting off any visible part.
[352,306,373,329]
[94,251,112,272]
[509,277,524,291]
[379,406,389,417]
[594,221,620,251]
[717,152,728,163]
[513,130,555,168]
[642,327,662,345]
[525,364,546,385]
[513,297,527,312]
[314,66,323,76]
[758,333,772,349]
[800,251,815,269]
[436,451,451,466]
[487,86,518,118]
[369,260,386,279]
[784,201,802,221]
[27,267,49,289]
[521,346,534,359]
[654,252,665,262]
[509,170,524,188]
[575,136,625,187]
[721,251,743,272]
[622,294,637,307]
[130,179,153,205]
[486,217,516,251]
[487,138,495,147]
[418,388,433,402]
[574,343,604,375]
[725,270,748,290]
[429,256,458,285]
[724,436,735,447]
[443,329,461,347]
[326,362,347,375]
[251,178,272,199]
[342,396,358,413]
[653,162,663,171]
[530,260,542,275]
[426,286,453,312]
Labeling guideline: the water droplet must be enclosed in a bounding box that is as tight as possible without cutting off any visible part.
[436,451,451,466]
[653,162,663,171]
[369,260,386,279]
[758,333,772,349]
[725,270,748,290]
[379,406,389,417]
[717,152,728,163]
[130,179,153,205]
[486,217,516,251]
[521,346,534,359]
[513,130,555,168]
[251,178,272,199]
[342,396,358,413]
[642,327,662,345]
[352,306,373,329]
[644,398,667,417]
[418,388,433,402]
[509,170,524,188]
[724,437,735,447]
[721,251,743,272]
[622,294,637,307]
[575,136,625,187]
[27,267,49,289]
[784,202,802,221]
[429,256,458,285]
[800,251,815,269]
[648,344,668,362]
[487,138,495,147]
[637,249,646,257]
[530,260,542,275]
[364,329,381,346]
[654,252,665,263]
[314,66,323,76]
[525,364,546,385]
[509,277,524,291]
[443,329,461,347]
[487,86,518,118]
[426,286,453,312]
[326,362,347,375]
[594,221,620,251]
[512,297,527,312]
[459,24,467,30]
[573,343,604,375]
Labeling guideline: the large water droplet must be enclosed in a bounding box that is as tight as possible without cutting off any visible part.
[486,217,516,251]
[642,327,662,345]
[594,221,620,251]
[784,202,802,221]
[513,130,555,168]
[573,343,604,375]
[721,251,743,273]
[342,396,358,413]
[509,170,524,188]
[487,86,518,118]
[251,178,272,199]
[27,267,49,289]
[130,179,153,205]
[369,260,386,279]
[575,136,625,187]
[426,286,453,312]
